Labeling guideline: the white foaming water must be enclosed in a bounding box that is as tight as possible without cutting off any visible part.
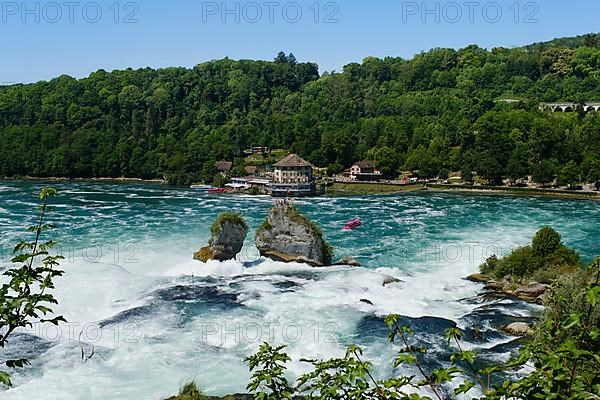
[3,244,486,399]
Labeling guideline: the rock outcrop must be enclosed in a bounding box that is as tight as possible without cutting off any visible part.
[514,282,549,299]
[466,273,492,283]
[194,212,248,262]
[333,257,362,267]
[255,204,333,267]
[467,272,551,305]
[503,322,534,336]
[383,275,403,287]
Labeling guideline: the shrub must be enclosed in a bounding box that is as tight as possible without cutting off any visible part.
[480,227,581,281]
[166,381,205,400]
[179,381,204,399]
[480,255,500,276]
[532,226,562,257]
[546,244,581,267]
[480,246,538,279]
[539,267,600,346]
[531,263,578,284]
[502,245,539,278]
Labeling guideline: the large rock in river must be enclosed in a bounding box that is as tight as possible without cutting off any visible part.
[255,204,333,267]
[194,212,248,262]
[503,322,534,336]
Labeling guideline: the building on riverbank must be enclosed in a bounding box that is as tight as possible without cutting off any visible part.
[346,161,382,182]
[226,177,272,194]
[270,154,316,197]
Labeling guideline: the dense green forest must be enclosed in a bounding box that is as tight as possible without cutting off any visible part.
[2,34,600,185]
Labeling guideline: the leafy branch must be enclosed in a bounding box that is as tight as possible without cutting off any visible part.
[385,314,446,400]
[0,188,65,387]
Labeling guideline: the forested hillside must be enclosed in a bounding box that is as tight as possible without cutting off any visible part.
[2,34,600,185]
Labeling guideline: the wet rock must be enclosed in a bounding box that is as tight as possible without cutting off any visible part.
[382,275,403,287]
[334,257,362,267]
[194,212,248,262]
[484,280,505,291]
[193,246,213,263]
[514,282,549,299]
[503,322,534,336]
[535,291,550,305]
[466,274,492,283]
[255,204,333,267]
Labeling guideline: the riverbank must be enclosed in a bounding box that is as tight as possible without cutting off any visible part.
[324,182,426,196]
[4,178,599,202]
[1,176,168,184]
[427,183,600,201]
[319,181,600,200]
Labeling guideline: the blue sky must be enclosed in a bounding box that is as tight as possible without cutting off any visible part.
[2,0,600,83]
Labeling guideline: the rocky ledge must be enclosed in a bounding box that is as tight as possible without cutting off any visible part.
[255,203,333,267]
[466,273,551,304]
[194,212,248,262]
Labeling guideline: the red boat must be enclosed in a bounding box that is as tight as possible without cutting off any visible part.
[207,188,228,194]
[343,217,362,230]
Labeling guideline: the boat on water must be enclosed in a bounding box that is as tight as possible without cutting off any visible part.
[190,185,213,191]
[343,217,362,230]
[207,188,228,194]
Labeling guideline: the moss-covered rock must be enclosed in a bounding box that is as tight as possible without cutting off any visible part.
[465,273,492,283]
[164,381,254,400]
[193,246,213,262]
[255,203,333,267]
[194,212,248,262]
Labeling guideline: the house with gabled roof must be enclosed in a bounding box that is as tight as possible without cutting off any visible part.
[270,154,316,197]
[348,161,382,181]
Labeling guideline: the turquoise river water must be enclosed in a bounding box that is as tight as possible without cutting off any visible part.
[0,181,598,399]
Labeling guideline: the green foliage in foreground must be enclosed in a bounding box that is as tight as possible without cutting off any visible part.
[480,226,581,281]
[0,188,64,387]
[521,267,600,399]
[244,259,600,399]
[4,37,600,185]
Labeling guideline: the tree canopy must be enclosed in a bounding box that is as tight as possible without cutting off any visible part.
[2,39,600,185]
